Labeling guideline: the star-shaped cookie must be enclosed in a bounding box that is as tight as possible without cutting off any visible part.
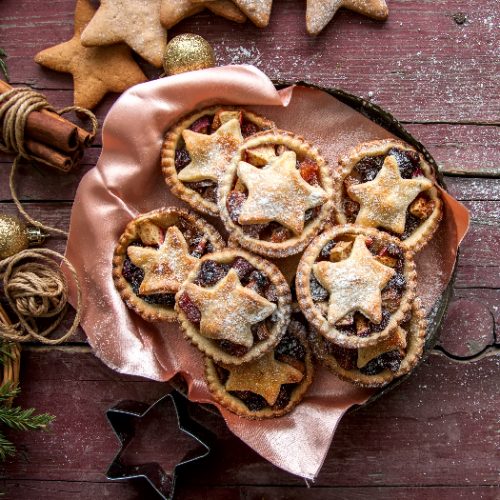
[227,0,273,27]
[80,0,167,68]
[160,0,246,29]
[313,235,395,325]
[184,269,276,348]
[224,351,303,405]
[177,118,244,183]
[306,0,388,35]
[348,155,433,234]
[34,0,147,109]
[127,226,197,295]
[237,151,328,235]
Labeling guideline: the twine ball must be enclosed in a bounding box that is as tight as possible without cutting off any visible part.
[163,34,216,76]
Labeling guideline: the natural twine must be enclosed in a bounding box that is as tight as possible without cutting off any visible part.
[0,86,95,344]
[0,87,98,236]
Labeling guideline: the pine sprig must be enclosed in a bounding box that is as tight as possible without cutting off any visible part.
[0,431,16,461]
[0,383,19,403]
[0,48,8,81]
[0,404,54,432]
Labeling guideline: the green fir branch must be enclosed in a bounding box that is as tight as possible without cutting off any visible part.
[0,431,16,461]
[0,404,54,432]
[0,383,19,403]
[0,48,8,81]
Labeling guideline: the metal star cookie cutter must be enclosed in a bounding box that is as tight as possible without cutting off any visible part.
[106,390,212,499]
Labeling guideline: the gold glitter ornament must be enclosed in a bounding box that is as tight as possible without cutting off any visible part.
[0,214,46,260]
[163,34,216,76]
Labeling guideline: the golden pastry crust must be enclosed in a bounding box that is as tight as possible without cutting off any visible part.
[296,224,416,348]
[335,139,442,252]
[112,207,225,322]
[161,106,275,217]
[311,300,426,387]
[218,129,336,258]
[205,323,314,418]
[175,249,291,364]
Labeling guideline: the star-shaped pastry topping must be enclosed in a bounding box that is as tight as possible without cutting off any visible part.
[184,269,276,348]
[348,155,433,234]
[313,235,395,325]
[223,351,303,405]
[177,118,243,183]
[34,0,147,109]
[161,0,246,29]
[127,226,197,295]
[80,0,167,67]
[306,0,388,35]
[237,151,328,235]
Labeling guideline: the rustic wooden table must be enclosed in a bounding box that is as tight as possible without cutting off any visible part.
[1,0,499,498]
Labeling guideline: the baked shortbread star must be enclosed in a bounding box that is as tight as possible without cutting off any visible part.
[80,0,167,67]
[348,155,433,235]
[184,269,276,348]
[34,0,147,109]
[237,150,328,235]
[306,0,388,35]
[223,351,304,405]
[313,235,395,325]
[178,118,244,183]
[161,0,246,28]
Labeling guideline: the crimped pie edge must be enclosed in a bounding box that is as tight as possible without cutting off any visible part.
[296,224,417,348]
[175,248,292,365]
[161,106,276,217]
[218,129,338,258]
[112,206,225,322]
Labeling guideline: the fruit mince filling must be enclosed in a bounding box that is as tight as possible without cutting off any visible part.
[215,322,307,412]
[178,257,280,357]
[123,220,214,306]
[312,235,406,336]
[342,148,435,238]
[175,112,270,203]
[226,147,323,242]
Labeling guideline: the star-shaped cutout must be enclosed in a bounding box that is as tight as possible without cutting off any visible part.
[306,0,388,35]
[237,150,328,235]
[184,269,276,348]
[106,391,211,499]
[80,0,167,68]
[160,0,246,29]
[177,118,243,183]
[127,226,197,295]
[34,0,147,109]
[224,351,303,405]
[313,235,395,325]
[348,155,433,234]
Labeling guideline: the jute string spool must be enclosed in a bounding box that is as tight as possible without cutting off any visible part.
[0,86,94,345]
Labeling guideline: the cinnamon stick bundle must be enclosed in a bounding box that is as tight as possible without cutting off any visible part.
[0,79,94,171]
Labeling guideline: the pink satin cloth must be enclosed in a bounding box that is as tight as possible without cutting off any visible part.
[63,65,469,479]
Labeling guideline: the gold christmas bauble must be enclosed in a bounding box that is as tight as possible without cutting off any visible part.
[0,214,46,260]
[163,34,216,76]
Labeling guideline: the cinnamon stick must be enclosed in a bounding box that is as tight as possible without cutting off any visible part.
[24,138,72,172]
[0,79,92,152]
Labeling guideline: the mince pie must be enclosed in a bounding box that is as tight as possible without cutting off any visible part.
[335,139,442,251]
[113,207,224,322]
[218,130,335,258]
[309,300,426,387]
[296,225,416,349]
[162,106,275,216]
[175,249,291,365]
[205,312,313,418]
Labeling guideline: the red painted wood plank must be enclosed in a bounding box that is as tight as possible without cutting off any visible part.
[2,349,498,487]
[1,0,498,124]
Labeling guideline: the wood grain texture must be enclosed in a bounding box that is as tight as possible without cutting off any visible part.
[0,349,498,490]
